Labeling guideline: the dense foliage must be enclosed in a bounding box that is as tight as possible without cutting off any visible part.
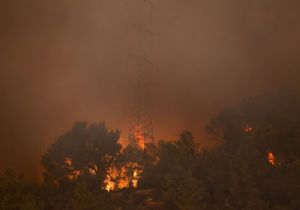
[1,92,300,210]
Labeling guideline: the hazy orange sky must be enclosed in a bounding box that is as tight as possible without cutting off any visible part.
[1,0,300,179]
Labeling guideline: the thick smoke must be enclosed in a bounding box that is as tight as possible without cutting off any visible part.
[0,0,300,179]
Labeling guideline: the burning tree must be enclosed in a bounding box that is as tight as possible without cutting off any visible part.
[37,91,300,210]
[40,121,160,209]
[41,121,122,192]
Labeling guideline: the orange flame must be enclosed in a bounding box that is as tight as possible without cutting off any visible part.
[132,170,139,188]
[64,155,143,191]
[244,124,254,133]
[64,158,81,180]
[103,163,142,191]
[267,152,276,166]
[67,170,81,180]
[104,167,118,191]
[133,125,145,150]
[65,157,72,166]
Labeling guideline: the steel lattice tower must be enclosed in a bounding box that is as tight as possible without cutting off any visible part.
[128,0,154,149]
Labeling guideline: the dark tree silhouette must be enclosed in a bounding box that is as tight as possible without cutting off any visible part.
[0,170,42,210]
[41,121,121,209]
[2,92,300,210]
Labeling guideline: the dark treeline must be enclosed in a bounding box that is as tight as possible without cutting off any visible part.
[1,92,300,210]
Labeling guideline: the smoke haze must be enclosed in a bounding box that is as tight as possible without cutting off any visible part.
[1,0,300,179]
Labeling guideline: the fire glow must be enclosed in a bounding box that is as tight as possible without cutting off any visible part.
[267,152,276,166]
[64,151,143,192]
[63,156,142,191]
[104,164,142,192]
[104,124,149,190]
[64,158,81,180]
[103,126,148,191]
[133,125,146,150]
[244,124,254,133]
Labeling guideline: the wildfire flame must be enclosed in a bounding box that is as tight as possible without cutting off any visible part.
[244,124,254,133]
[267,152,276,166]
[104,125,148,191]
[64,158,81,180]
[104,167,118,192]
[65,157,72,166]
[88,168,97,175]
[132,170,139,188]
[67,170,80,180]
[104,163,142,192]
[133,125,145,150]
[63,156,142,192]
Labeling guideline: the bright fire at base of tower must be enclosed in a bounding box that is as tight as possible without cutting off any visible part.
[104,163,142,192]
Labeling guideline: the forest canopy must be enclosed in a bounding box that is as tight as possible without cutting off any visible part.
[1,92,300,210]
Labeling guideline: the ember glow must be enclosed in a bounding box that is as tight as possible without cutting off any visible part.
[104,163,142,192]
[64,158,81,180]
[244,124,254,133]
[132,169,139,188]
[133,125,146,150]
[104,167,119,192]
[67,170,80,180]
[267,152,276,166]
[65,157,72,166]
[63,155,143,191]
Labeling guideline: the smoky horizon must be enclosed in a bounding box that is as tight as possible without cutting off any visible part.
[1,0,300,180]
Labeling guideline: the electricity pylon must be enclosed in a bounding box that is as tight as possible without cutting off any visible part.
[128,0,154,150]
